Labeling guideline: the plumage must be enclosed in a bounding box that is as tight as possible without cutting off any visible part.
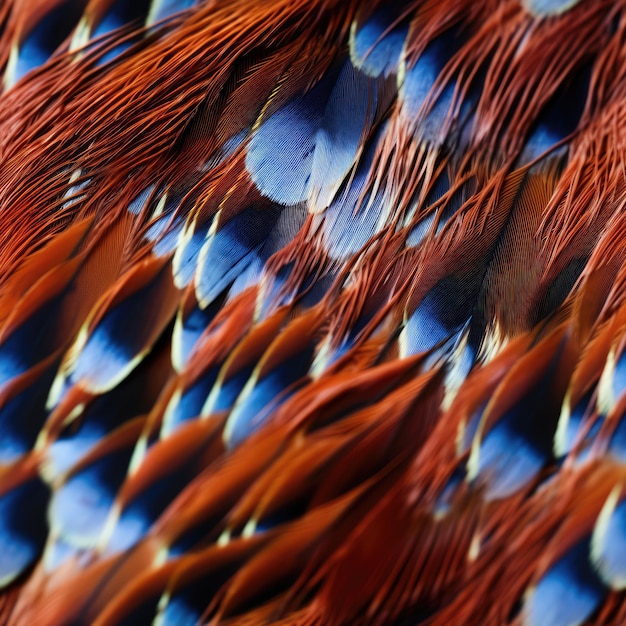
[1,0,626,624]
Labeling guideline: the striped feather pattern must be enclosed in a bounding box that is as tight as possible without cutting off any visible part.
[1,0,626,625]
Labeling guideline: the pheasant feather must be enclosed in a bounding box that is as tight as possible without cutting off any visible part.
[0,0,625,625]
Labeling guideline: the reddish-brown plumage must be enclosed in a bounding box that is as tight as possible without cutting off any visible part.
[1,0,626,624]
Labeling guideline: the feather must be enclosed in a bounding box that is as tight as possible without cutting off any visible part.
[2,0,626,624]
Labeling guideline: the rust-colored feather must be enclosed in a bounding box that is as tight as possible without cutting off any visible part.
[2,0,626,624]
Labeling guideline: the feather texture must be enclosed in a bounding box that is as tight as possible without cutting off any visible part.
[0,0,625,624]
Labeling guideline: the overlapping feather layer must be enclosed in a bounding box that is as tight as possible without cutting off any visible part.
[0,0,625,625]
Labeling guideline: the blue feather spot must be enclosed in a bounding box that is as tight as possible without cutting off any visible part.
[474,366,559,499]
[401,32,476,145]
[308,63,377,209]
[524,539,605,626]
[229,204,308,307]
[48,432,103,477]
[160,568,239,626]
[323,126,384,259]
[92,0,152,38]
[404,298,451,355]
[594,498,626,588]
[0,297,63,388]
[247,61,377,207]
[91,0,152,65]
[0,480,49,584]
[351,6,408,77]
[456,405,486,455]
[160,598,200,626]
[0,364,56,464]
[128,185,156,215]
[558,392,598,461]
[402,38,455,136]
[49,410,121,476]
[521,65,589,163]
[404,275,477,356]
[50,364,161,475]
[228,257,264,301]
[51,448,132,545]
[13,1,85,83]
[175,297,223,368]
[524,0,583,17]
[174,227,210,288]
[151,217,184,253]
[608,411,626,462]
[406,212,437,248]
[523,126,566,164]
[71,321,137,391]
[106,507,148,554]
[612,350,626,408]
[163,368,219,434]
[197,206,281,306]
[224,371,292,449]
[475,421,546,500]
[107,464,195,554]
[212,366,255,413]
[246,95,322,205]
[225,350,313,448]
[297,271,337,308]
[69,266,171,393]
